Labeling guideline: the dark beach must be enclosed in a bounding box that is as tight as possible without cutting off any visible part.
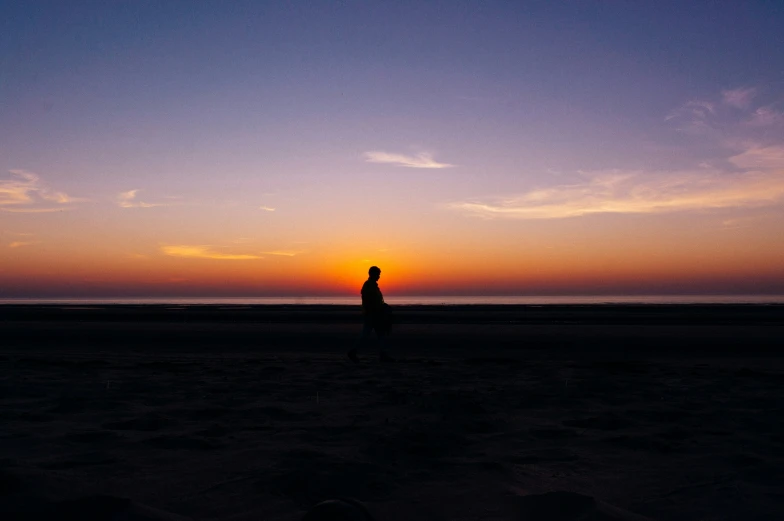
[2,304,783,520]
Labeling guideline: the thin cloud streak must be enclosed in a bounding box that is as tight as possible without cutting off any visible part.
[450,88,782,220]
[449,148,784,219]
[722,87,756,108]
[363,151,455,169]
[9,241,38,248]
[666,86,775,135]
[161,245,263,260]
[117,189,165,208]
[729,145,784,170]
[746,106,784,127]
[665,101,715,122]
[259,206,276,212]
[261,250,305,256]
[0,207,72,213]
[40,191,79,203]
[1,170,84,211]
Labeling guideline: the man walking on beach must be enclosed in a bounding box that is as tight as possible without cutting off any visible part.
[348,266,394,363]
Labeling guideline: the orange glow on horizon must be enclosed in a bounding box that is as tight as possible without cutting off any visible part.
[3,239,784,297]
[3,195,784,297]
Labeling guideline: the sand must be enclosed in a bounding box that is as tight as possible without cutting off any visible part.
[1,305,783,520]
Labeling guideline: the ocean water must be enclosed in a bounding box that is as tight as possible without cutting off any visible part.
[1,295,783,305]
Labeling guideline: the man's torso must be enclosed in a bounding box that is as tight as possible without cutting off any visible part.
[361,279,384,314]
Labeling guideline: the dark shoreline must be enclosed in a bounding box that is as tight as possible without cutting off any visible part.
[3,303,784,324]
[2,304,782,354]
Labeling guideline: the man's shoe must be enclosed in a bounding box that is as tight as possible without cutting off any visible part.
[347,349,359,363]
[379,351,395,363]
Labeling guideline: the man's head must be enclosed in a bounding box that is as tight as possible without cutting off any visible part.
[368,266,381,281]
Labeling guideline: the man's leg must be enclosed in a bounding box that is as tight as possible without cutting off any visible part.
[347,321,373,362]
[377,330,395,363]
[359,321,373,345]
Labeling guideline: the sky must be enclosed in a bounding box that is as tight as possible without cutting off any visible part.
[2,1,784,297]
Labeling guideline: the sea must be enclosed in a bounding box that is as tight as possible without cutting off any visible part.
[1,295,783,305]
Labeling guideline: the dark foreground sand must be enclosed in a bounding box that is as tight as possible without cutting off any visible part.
[1,305,783,520]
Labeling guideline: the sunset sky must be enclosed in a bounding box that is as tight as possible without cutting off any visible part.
[2,2,784,297]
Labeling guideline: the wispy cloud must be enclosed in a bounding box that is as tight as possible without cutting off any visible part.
[161,245,263,260]
[448,166,784,219]
[665,86,778,136]
[40,191,79,203]
[449,141,784,220]
[8,241,38,248]
[117,189,166,208]
[259,206,276,212]
[0,207,72,213]
[728,145,784,170]
[722,87,756,108]
[747,106,784,127]
[454,87,784,221]
[1,170,43,205]
[260,250,306,256]
[721,214,769,230]
[665,100,716,122]
[0,170,85,212]
[363,151,455,169]
[440,87,774,219]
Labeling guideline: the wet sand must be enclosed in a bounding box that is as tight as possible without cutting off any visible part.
[1,305,783,520]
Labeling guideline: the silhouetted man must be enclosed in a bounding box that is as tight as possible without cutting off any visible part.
[348,266,394,363]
